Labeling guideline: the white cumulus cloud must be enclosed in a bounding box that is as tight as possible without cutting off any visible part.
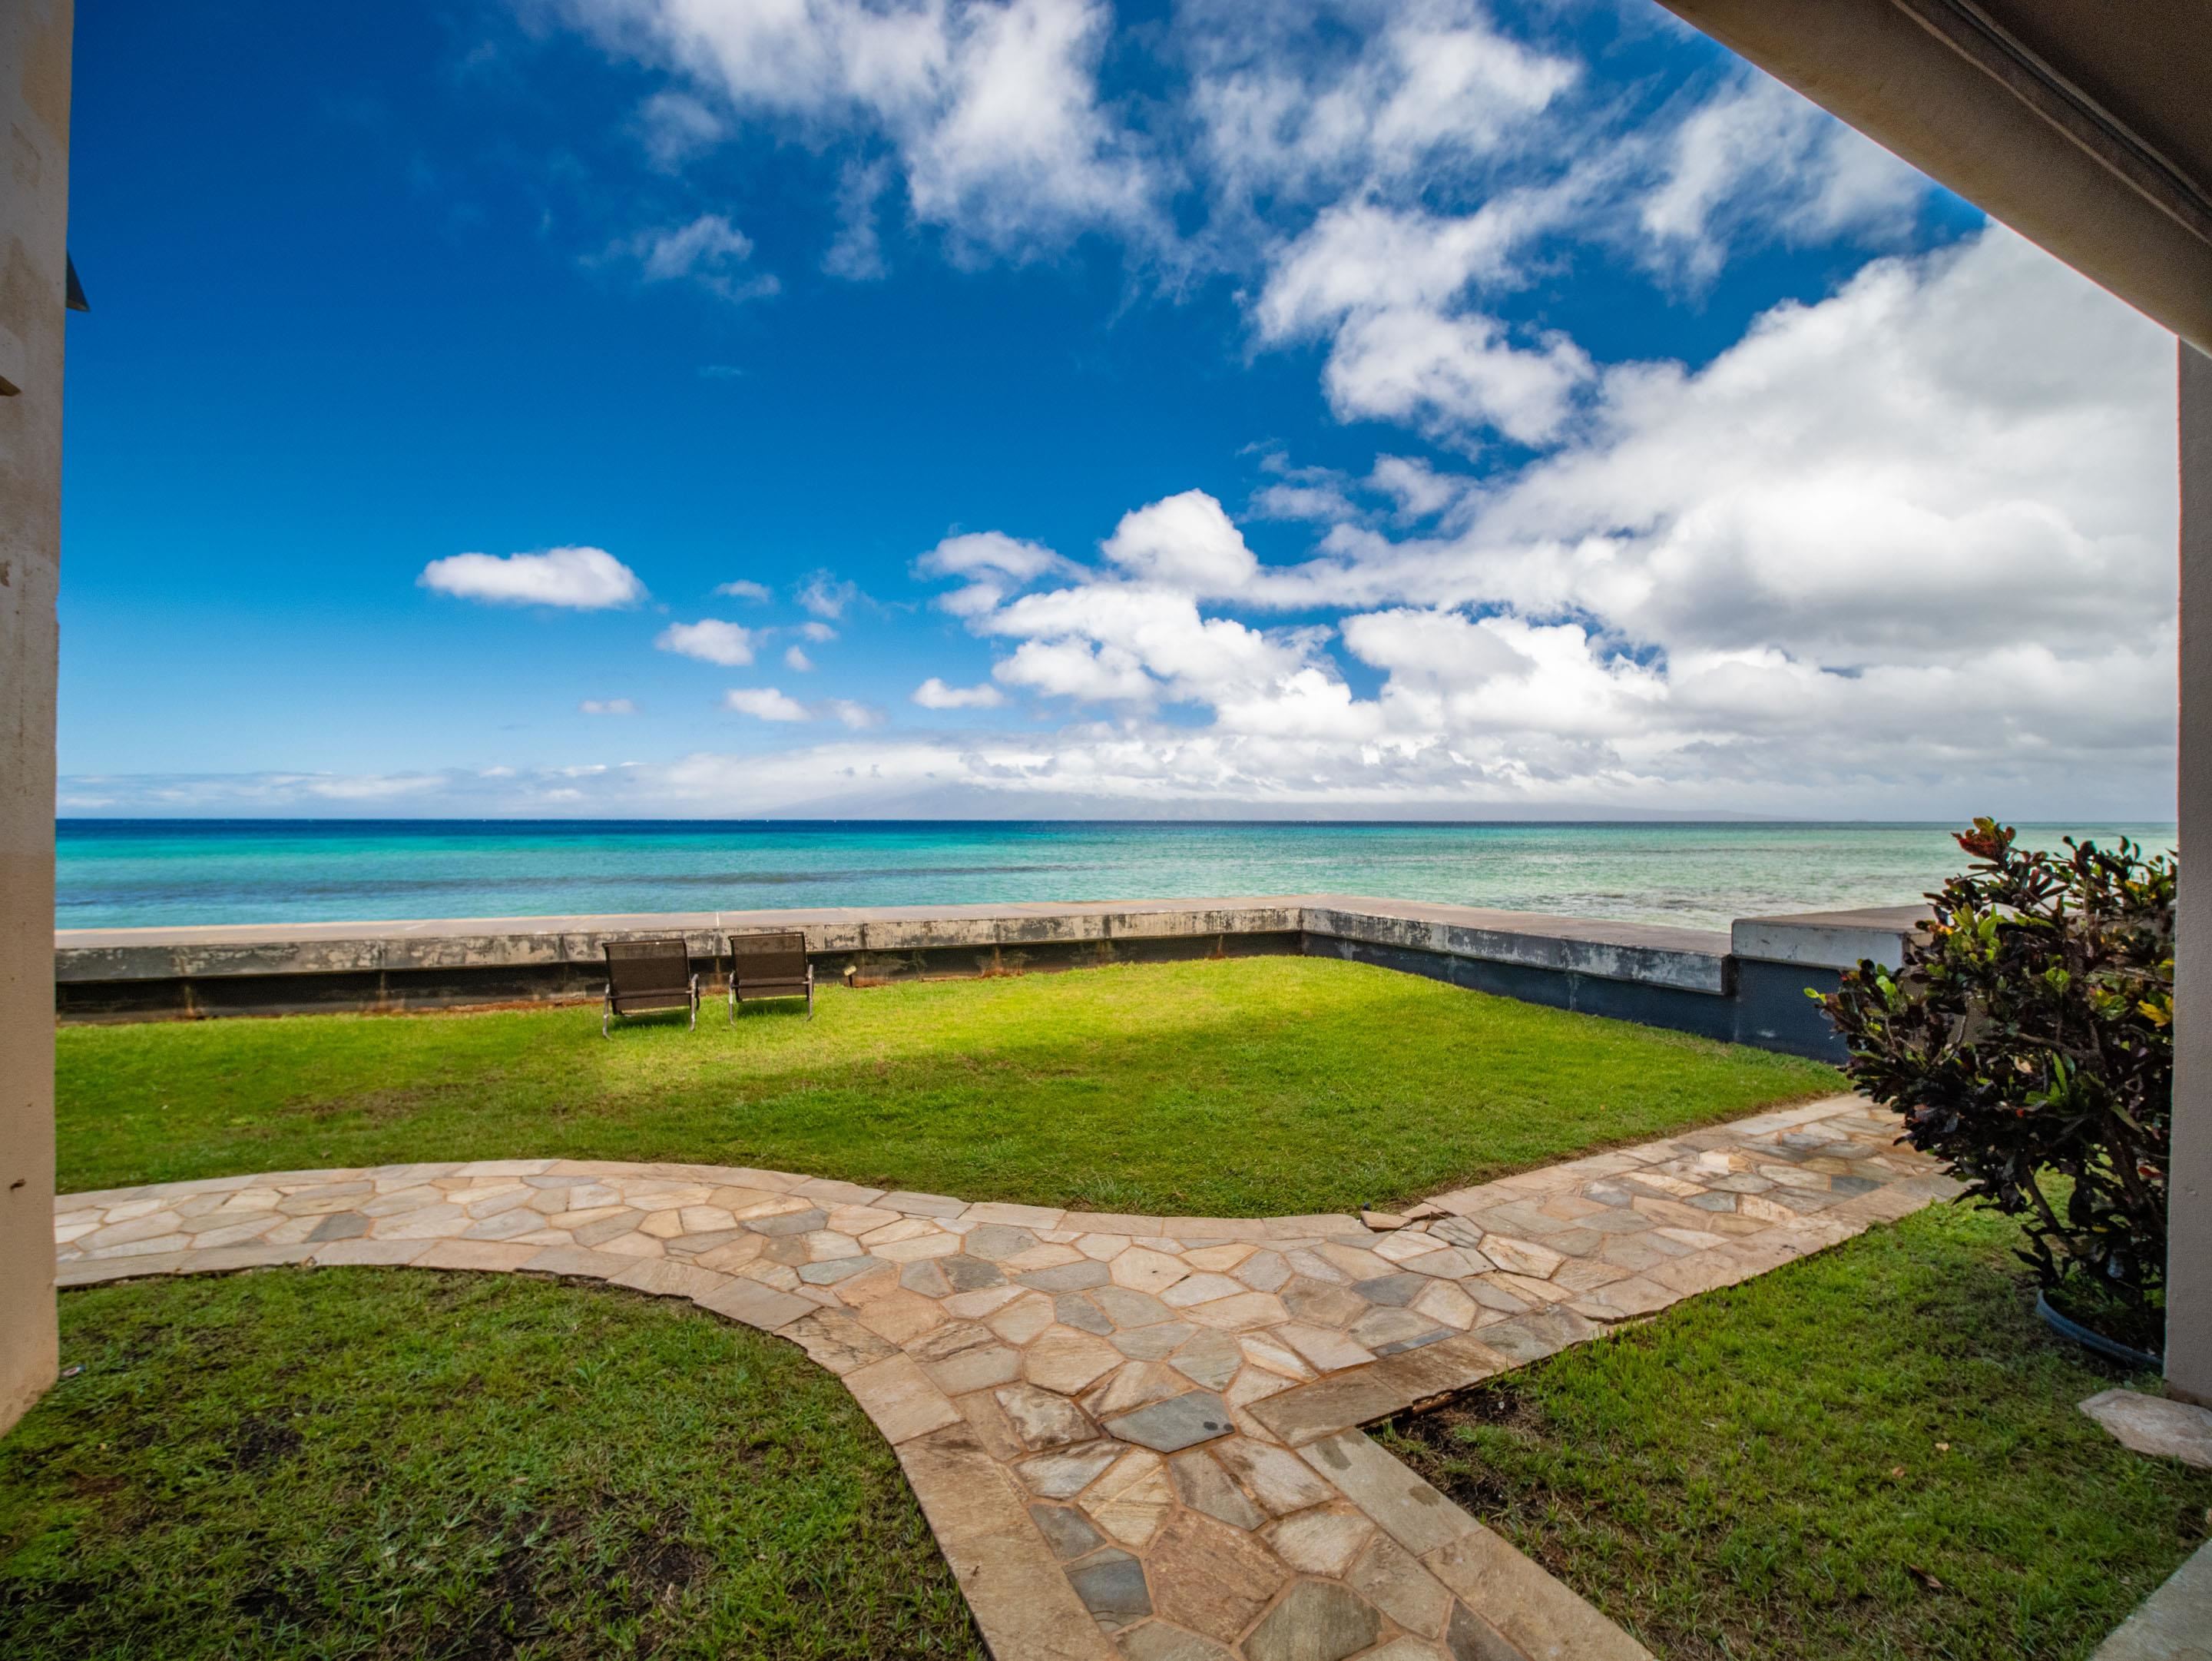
[912,676,1007,709]
[918,530,1073,615]
[618,212,780,302]
[1100,491,1258,594]
[657,618,757,665]
[797,571,863,619]
[1640,71,1926,283]
[1321,307,1591,446]
[565,0,1159,258]
[1187,0,1578,214]
[724,686,812,721]
[419,546,644,609]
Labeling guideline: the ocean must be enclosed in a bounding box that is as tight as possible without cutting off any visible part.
[52,819,2175,933]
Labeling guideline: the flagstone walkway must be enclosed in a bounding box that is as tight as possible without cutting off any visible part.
[54,1095,1953,1661]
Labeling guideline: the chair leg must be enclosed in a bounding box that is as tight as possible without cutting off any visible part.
[602,1004,611,1039]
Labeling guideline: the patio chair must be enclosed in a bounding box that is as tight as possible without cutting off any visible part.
[601,938,698,1037]
[727,930,813,1021]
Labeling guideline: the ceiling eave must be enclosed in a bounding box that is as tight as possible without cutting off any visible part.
[1654,0,2212,353]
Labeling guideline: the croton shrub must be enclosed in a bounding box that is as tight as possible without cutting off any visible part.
[1823,819,2175,1330]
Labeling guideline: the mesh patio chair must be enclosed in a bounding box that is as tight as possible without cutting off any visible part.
[601,938,699,1036]
[727,930,813,1021]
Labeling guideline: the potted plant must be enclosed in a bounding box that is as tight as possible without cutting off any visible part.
[1823,818,2174,1364]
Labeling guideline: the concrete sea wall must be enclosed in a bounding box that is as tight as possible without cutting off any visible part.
[54,894,1928,1062]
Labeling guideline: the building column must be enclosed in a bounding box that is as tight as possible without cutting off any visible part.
[0,0,71,1437]
[2174,342,2212,1404]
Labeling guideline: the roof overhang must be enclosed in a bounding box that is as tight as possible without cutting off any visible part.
[1653,0,2212,353]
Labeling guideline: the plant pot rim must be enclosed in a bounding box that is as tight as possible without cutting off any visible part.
[2036,1288,2164,1371]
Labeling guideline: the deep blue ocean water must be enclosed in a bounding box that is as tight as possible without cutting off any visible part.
[52,820,2175,933]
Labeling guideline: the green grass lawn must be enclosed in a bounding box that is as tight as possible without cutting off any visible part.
[58,956,1839,1214]
[0,1269,982,1661]
[1379,1200,2212,1661]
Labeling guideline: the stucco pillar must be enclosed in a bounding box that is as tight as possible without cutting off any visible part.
[0,0,71,1437]
[2176,343,2212,1404]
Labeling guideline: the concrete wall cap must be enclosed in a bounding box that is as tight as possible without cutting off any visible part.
[56,895,1734,990]
[1730,907,1929,971]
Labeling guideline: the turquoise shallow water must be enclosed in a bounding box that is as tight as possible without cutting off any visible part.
[53,820,2175,933]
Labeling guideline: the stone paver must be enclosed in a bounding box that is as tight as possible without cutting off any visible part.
[52,1094,1948,1661]
[2081,1389,2212,1470]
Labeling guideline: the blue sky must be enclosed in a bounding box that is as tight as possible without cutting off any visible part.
[58,0,2177,818]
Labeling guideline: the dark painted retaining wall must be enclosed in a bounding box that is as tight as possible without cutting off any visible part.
[55,928,1303,1023]
[1306,933,1739,1044]
[1309,933,1850,1057]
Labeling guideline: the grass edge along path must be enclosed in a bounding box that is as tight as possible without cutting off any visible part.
[0,1268,985,1661]
[56,956,1840,1215]
[1378,1199,2212,1661]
